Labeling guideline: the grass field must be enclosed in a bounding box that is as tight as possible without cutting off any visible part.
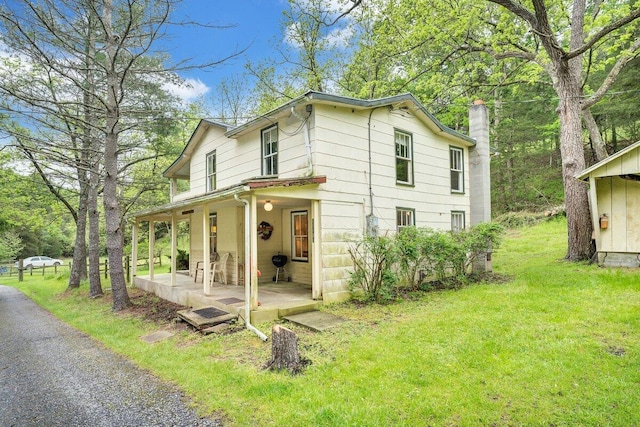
[4,217,640,426]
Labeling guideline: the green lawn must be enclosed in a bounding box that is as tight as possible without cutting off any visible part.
[4,217,640,426]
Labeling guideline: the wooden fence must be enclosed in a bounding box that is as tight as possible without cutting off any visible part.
[0,254,162,283]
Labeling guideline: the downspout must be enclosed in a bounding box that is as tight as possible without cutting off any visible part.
[291,106,313,176]
[365,107,383,236]
[234,193,269,341]
[367,107,383,216]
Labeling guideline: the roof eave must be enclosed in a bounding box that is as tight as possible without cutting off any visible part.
[225,90,474,144]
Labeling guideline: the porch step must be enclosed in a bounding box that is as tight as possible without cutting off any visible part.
[177,306,237,331]
[283,310,346,332]
[277,300,321,317]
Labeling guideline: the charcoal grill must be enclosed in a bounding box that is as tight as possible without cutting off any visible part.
[271,253,289,283]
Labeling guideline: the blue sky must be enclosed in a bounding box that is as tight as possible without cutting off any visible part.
[163,1,288,102]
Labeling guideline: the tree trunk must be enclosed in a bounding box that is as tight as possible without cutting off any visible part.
[68,186,88,290]
[583,108,608,162]
[85,10,102,299]
[266,325,305,374]
[556,78,593,261]
[103,0,129,311]
[88,171,103,297]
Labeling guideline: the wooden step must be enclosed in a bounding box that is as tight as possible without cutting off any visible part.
[177,306,237,330]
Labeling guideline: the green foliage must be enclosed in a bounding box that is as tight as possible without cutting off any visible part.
[7,217,640,426]
[340,0,640,217]
[460,222,504,271]
[394,226,430,289]
[0,230,23,261]
[175,249,189,270]
[351,223,505,302]
[347,234,397,303]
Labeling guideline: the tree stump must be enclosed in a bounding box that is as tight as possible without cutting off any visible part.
[266,324,305,374]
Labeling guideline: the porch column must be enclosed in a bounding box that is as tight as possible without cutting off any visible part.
[171,210,177,287]
[131,221,138,282]
[250,193,259,309]
[148,220,155,281]
[311,200,322,300]
[203,204,211,295]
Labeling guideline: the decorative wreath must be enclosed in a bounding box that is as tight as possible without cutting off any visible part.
[257,221,273,240]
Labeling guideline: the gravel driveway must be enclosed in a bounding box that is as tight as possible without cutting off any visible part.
[0,285,221,427]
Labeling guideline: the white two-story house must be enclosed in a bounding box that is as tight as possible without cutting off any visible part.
[130,91,491,325]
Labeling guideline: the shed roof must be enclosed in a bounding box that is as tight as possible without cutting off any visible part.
[576,141,640,180]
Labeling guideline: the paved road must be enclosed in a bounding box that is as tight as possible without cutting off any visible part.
[0,285,220,427]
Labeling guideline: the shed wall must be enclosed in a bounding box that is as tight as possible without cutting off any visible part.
[596,176,640,253]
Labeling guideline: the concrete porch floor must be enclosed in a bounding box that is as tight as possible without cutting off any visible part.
[134,273,320,323]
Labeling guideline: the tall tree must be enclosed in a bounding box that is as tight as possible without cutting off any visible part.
[484,0,640,259]
[342,0,640,260]
[0,0,240,310]
[245,0,357,112]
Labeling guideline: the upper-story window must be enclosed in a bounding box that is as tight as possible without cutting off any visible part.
[450,147,464,193]
[262,126,278,176]
[395,130,413,185]
[206,150,216,192]
[396,207,415,232]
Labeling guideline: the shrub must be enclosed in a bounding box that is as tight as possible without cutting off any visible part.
[395,227,431,289]
[348,235,397,303]
[349,222,505,304]
[394,222,505,287]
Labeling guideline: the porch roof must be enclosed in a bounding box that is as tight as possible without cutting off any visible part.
[130,175,326,222]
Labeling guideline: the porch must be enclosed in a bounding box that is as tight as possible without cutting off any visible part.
[134,273,320,323]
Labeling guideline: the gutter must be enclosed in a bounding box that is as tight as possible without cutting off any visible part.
[234,194,269,341]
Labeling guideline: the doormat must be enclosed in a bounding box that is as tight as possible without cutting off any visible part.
[217,297,244,305]
[192,307,228,319]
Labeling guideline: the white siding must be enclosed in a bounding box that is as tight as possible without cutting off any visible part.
[312,104,470,234]
[319,200,363,303]
[178,99,475,304]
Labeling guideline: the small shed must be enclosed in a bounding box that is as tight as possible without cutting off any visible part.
[576,141,640,267]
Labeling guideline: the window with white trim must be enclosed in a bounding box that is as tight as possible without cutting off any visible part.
[395,130,413,184]
[451,211,465,232]
[396,208,415,231]
[450,147,464,193]
[291,211,308,261]
[206,150,216,192]
[262,126,278,176]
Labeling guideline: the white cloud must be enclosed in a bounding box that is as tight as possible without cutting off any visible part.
[283,0,357,49]
[163,78,210,102]
[324,25,354,48]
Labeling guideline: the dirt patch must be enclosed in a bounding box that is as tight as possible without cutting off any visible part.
[121,288,188,324]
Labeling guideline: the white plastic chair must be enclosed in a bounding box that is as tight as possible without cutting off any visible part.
[210,252,230,285]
